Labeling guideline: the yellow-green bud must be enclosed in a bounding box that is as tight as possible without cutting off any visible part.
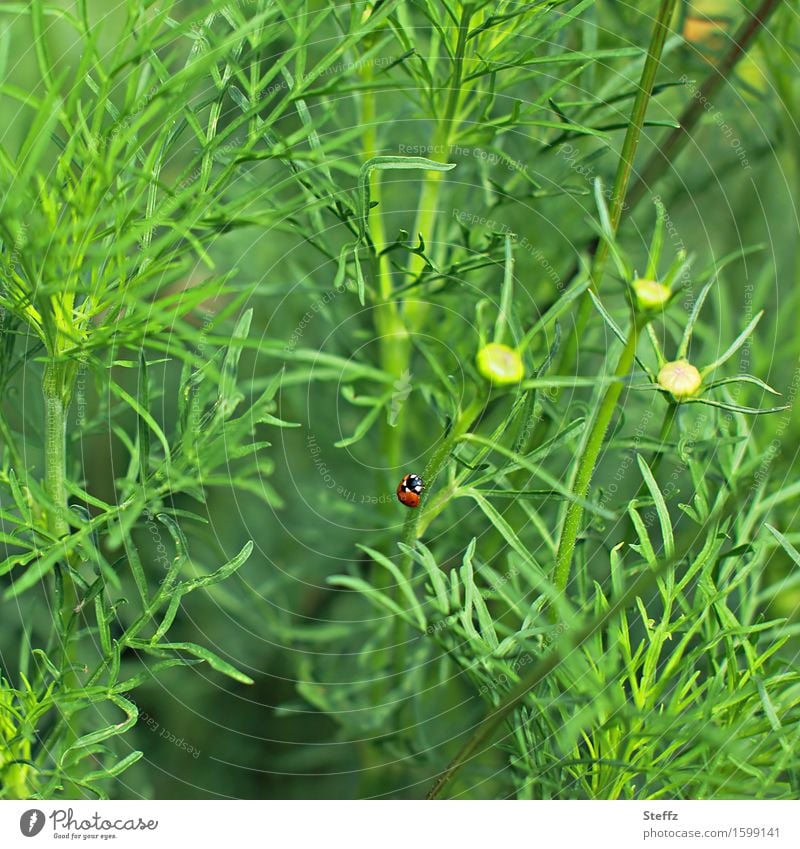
[633,278,671,311]
[657,359,702,400]
[476,343,524,387]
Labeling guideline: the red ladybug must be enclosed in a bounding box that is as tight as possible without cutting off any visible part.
[396,473,424,508]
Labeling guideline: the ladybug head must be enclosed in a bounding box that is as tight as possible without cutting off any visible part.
[405,474,424,493]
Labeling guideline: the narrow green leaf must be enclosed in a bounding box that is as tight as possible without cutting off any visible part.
[493,234,514,345]
[327,575,417,627]
[399,541,448,614]
[111,659,201,694]
[219,309,253,417]
[95,594,112,656]
[177,540,253,594]
[59,695,138,767]
[136,641,254,684]
[136,350,151,476]
[357,544,426,629]
[108,380,171,463]
[334,394,389,447]
[677,276,716,359]
[353,246,366,306]
[765,524,800,569]
[471,588,499,650]
[458,435,615,519]
[684,398,788,416]
[701,374,781,395]
[151,593,182,644]
[83,750,144,783]
[701,311,763,377]
[636,454,674,557]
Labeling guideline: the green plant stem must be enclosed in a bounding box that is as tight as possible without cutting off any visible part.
[402,3,472,331]
[390,392,483,663]
[593,0,679,285]
[43,359,80,763]
[401,394,486,560]
[555,0,679,375]
[391,393,485,672]
[43,362,70,539]
[548,0,782,381]
[362,60,408,471]
[626,0,785,209]
[553,321,642,593]
[639,401,677,494]
[527,0,778,468]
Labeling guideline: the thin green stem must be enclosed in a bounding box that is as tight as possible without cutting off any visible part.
[403,3,472,330]
[553,321,641,593]
[43,359,80,767]
[401,395,486,560]
[392,395,485,674]
[43,362,70,539]
[637,401,677,499]
[362,58,408,470]
[555,0,679,375]
[548,0,781,393]
[592,0,679,287]
[626,0,785,209]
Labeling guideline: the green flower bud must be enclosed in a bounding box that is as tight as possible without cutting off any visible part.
[633,278,671,311]
[476,343,524,387]
[657,359,702,400]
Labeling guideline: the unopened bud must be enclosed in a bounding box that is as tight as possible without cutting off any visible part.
[633,278,671,311]
[657,359,702,400]
[476,343,524,387]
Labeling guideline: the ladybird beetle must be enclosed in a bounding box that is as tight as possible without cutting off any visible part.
[396,473,424,508]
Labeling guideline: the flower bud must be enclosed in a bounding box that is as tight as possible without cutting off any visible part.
[633,278,671,311]
[657,359,702,400]
[476,343,524,387]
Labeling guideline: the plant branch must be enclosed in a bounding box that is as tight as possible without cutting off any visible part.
[402,2,472,330]
[362,60,409,471]
[627,0,785,208]
[401,394,487,559]
[558,0,679,374]
[42,362,71,539]
[553,320,642,593]
[635,400,678,501]
[592,0,680,290]
[43,358,81,766]
[552,0,783,319]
